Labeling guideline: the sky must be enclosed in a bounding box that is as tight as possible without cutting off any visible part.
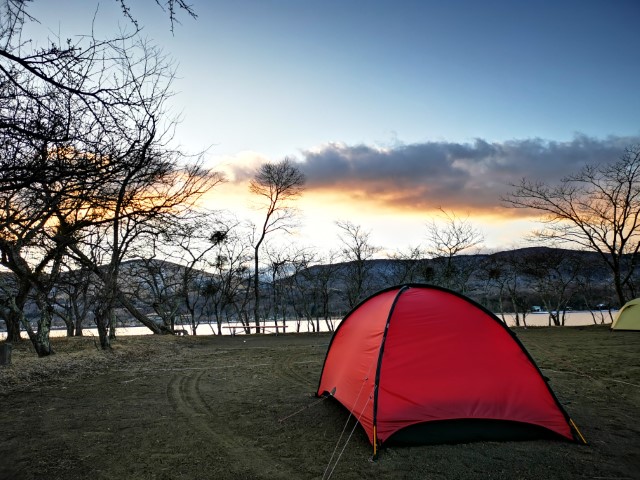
[24,0,640,256]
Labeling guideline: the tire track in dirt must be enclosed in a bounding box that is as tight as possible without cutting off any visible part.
[166,369,297,479]
[272,346,322,390]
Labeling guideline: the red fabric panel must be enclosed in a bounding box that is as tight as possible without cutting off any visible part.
[317,288,399,443]
[376,287,573,443]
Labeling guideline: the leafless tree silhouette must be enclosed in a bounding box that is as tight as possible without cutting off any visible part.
[505,145,640,306]
[249,157,305,333]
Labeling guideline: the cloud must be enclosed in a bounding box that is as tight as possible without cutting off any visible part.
[292,134,640,215]
[207,150,271,182]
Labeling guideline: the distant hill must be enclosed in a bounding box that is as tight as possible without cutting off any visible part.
[287,246,617,312]
[0,246,624,333]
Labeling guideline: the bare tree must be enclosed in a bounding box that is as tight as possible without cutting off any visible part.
[282,250,317,332]
[575,267,615,324]
[316,252,343,330]
[68,155,221,348]
[116,0,197,32]
[278,248,344,332]
[286,249,342,332]
[51,263,96,337]
[171,215,227,336]
[201,216,253,335]
[263,243,294,334]
[384,245,427,285]
[0,269,28,341]
[425,209,484,292]
[129,212,228,335]
[336,221,381,308]
[504,145,640,306]
[476,252,509,320]
[477,250,531,326]
[0,1,220,353]
[249,157,305,333]
[519,249,582,326]
[127,255,185,333]
[0,175,76,354]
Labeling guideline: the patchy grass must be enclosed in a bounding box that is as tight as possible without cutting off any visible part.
[1,325,638,480]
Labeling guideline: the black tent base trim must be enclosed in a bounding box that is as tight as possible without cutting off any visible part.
[385,418,573,446]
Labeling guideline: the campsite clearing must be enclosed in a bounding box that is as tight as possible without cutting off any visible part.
[0,325,638,479]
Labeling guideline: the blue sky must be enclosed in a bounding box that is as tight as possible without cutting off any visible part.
[165,0,639,156]
[25,1,640,254]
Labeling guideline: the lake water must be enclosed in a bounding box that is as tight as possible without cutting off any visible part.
[0,310,615,340]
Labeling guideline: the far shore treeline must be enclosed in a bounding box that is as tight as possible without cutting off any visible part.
[0,245,629,343]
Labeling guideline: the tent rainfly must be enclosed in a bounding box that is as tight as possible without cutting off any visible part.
[316,284,586,456]
[611,298,640,331]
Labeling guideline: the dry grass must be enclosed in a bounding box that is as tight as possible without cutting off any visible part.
[0,335,182,394]
[1,326,639,480]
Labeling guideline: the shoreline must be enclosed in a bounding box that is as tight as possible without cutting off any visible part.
[0,310,616,341]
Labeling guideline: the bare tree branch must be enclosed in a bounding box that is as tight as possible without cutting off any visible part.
[504,144,640,305]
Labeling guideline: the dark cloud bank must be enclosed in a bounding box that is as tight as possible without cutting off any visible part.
[302,135,640,212]
[233,134,640,214]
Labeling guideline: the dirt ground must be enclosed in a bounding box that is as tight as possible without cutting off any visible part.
[1,325,639,480]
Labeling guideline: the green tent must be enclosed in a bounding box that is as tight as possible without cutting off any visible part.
[611,298,640,331]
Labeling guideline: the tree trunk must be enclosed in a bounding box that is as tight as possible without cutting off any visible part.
[108,309,117,340]
[34,321,53,356]
[68,245,165,335]
[32,291,54,357]
[74,306,84,336]
[59,302,75,337]
[5,308,23,342]
[94,300,112,350]
[116,292,166,334]
[510,294,521,327]
[611,264,624,306]
[253,246,261,334]
[4,283,30,342]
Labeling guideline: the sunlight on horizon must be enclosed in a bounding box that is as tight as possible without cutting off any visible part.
[200,161,541,257]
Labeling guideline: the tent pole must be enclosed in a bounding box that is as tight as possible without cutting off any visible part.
[569,418,588,444]
[372,425,378,459]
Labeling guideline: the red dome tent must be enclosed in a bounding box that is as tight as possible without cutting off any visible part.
[316,284,586,455]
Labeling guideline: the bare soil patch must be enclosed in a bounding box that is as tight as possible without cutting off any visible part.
[1,326,638,479]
